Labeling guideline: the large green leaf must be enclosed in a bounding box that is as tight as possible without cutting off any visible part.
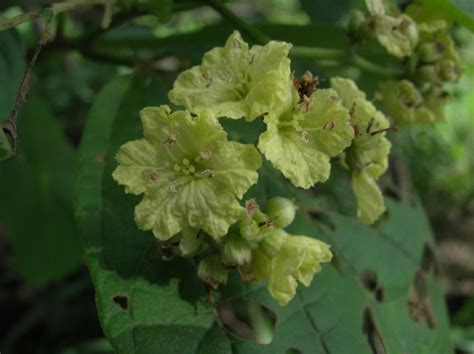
[76,71,453,353]
[0,95,83,285]
[74,73,231,354]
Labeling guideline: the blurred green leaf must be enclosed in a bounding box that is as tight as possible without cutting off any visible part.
[0,96,83,285]
[300,0,357,24]
[408,0,474,31]
[0,30,24,120]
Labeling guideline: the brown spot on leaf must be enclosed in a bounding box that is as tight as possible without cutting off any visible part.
[407,271,437,329]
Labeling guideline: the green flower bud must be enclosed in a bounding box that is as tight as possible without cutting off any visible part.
[223,234,252,266]
[399,16,419,48]
[248,250,272,282]
[397,80,423,108]
[240,217,261,241]
[260,229,288,258]
[178,227,202,257]
[418,42,443,63]
[348,10,367,36]
[416,65,439,87]
[0,128,14,161]
[265,197,296,229]
[197,255,228,288]
[438,60,459,82]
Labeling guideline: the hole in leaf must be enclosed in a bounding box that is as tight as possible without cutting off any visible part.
[362,308,387,354]
[420,244,439,275]
[407,271,437,329]
[113,295,129,310]
[216,297,276,345]
[360,270,384,302]
[286,348,302,354]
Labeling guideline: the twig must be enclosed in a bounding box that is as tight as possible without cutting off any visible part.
[2,24,52,154]
[202,0,271,44]
[0,0,111,32]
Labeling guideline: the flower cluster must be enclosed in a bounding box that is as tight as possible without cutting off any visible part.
[113,31,398,305]
[198,198,332,306]
[350,0,461,125]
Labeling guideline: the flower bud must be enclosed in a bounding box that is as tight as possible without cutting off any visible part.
[244,250,271,282]
[0,128,14,161]
[260,229,288,258]
[397,80,423,108]
[265,197,296,229]
[438,60,459,82]
[416,65,438,86]
[197,255,228,288]
[348,10,367,36]
[418,42,443,63]
[240,217,260,241]
[399,16,419,48]
[178,227,202,257]
[223,234,252,266]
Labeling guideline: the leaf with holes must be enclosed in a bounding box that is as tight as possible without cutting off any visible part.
[74,73,232,353]
[76,72,453,353]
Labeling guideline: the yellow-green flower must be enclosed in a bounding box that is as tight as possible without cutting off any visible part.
[268,236,332,306]
[258,87,354,189]
[365,0,418,58]
[112,105,262,240]
[331,77,391,224]
[168,31,293,122]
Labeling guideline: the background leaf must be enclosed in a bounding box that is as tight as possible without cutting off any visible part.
[0,95,83,285]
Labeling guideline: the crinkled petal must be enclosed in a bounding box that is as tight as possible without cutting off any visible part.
[365,0,385,15]
[168,31,292,121]
[259,89,353,189]
[373,15,413,58]
[352,171,386,224]
[330,77,366,108]
[207,141,262,199]
[114,105,261,240]
[268,235,332,306]
[113,139,162,195]
[259,124,331,189]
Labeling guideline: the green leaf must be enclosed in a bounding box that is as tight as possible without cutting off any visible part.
[0,30,24,120]
[74,74,231,353]
[76,76,453,353]
[0,96,83,285]
[223,195,454,354]
[408,0,474,31]
[143,0,173,22]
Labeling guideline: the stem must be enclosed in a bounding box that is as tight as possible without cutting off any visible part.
[350,49,403,76]
[0,0,111,32]
[290,45,404,77]
[290,46,345,61]
[202,0,271,44]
